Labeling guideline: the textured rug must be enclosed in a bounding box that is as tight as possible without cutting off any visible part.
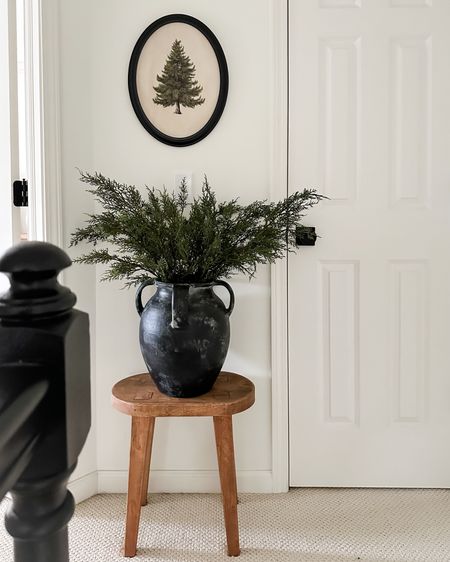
[1,488,450,561]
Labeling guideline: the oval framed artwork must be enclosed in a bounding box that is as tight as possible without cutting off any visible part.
[128,14,229,147]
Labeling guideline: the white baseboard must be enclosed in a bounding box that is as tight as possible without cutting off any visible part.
[66,469,273,501]
[98,469,273,494]
[8,469,273,509]
[68,471,98,504]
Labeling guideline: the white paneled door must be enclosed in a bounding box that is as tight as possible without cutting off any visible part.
[288,0,450,487]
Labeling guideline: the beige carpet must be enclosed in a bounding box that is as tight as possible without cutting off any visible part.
[1,489,450,561]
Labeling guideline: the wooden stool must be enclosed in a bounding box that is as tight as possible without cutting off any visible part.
[111,371,255,557]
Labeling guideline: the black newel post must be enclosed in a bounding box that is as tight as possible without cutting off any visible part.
[0,241,91,562]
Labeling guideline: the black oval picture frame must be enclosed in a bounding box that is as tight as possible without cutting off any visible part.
[128,14,229,147]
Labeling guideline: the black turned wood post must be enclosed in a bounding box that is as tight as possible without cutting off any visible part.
[0,241,91,562]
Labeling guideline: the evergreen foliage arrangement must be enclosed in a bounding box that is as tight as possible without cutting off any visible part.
[70,172,325,286]
[153,39,205,114]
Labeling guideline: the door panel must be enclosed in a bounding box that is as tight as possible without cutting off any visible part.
[288,0,450,487]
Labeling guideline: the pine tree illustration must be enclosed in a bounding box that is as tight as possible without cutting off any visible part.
[153,39,205,114]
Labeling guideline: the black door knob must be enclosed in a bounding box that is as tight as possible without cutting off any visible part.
[296,226,317,246]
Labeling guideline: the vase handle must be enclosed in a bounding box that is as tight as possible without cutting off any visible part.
[213,280,235,316]
[135,279,155,316]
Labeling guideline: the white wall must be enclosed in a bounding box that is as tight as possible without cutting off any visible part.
[59,0,275,493]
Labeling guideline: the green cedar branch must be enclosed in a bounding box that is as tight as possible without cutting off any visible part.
[70,172,326,285]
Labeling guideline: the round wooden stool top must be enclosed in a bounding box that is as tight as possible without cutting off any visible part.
[112,371,255,418]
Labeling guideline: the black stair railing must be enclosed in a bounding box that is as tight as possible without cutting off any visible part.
[0,241,91,562]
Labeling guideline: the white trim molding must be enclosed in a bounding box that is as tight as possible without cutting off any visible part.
[68,471,98,504]
[24,0,63,246]
[98,470,273,495]
[1,0,20,248]
[69,468,273,504]
[269,0,289,493]
[40,0,63,247]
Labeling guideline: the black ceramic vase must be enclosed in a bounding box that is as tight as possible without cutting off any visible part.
[135,280,234,398]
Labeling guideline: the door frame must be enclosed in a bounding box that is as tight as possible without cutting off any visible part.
[22,0,63,245]
[1,0,22,250]
[270,0,290,493]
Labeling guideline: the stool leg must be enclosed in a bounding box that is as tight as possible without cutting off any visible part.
[140,417,155,506]
[213,415,240,556]
[123,416,152,557]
